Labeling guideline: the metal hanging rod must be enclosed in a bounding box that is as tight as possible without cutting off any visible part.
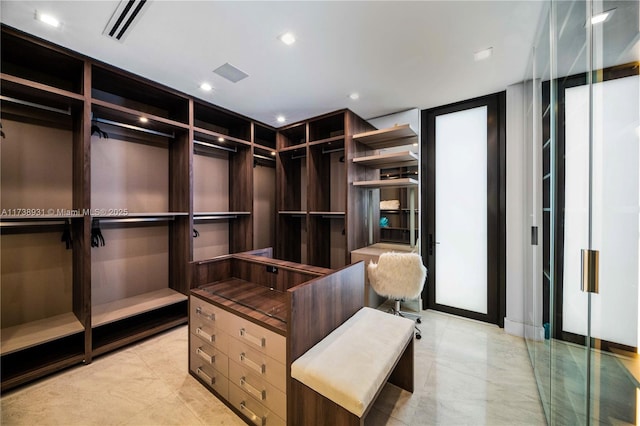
[195,215,238,221]
[194,140,237,153]
[93,117,175,138]
[0,95,72,116]
[0,220,67,228]
[99,217,174,224]
[291,153,307,160]
[253,154,276,162]
[321,147,344,154]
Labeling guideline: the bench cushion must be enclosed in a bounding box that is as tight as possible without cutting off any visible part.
[290,307,414,417]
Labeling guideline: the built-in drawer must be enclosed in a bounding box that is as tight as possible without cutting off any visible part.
[190,296,230,330]
[190,357,229,399]
[190,298,230,354]
[229,359,286,420]
[190,335,229,377]
[229,382,285,426]
[227,313,286,362]
[191,323,229,355]
[228,337,286,392]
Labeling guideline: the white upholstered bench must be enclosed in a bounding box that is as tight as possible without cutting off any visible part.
[290,307,415,425]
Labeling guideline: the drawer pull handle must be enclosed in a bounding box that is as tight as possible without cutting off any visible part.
[195,327,215,343]
[239,328,265,348]
[240,352,265,374]
[196,347,215,364]
[240,401,266,426]
[195,306,215,321]
[240,376,266,401]
[196,367,215,386]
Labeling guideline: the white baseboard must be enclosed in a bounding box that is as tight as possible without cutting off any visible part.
[504,317,525,337]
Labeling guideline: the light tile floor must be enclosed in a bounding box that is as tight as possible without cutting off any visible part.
[1,310,546,425]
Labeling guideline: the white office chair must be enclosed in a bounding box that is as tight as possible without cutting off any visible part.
[368,252,427,339]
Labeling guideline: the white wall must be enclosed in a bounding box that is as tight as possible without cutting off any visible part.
[505,83,527,336]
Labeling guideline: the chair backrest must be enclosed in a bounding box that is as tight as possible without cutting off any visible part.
[367,252,427,300]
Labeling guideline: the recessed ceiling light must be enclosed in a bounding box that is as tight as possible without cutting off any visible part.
[276,115,286,123]
[474,47,493,61]
[349,93,360,100]
[270,151,276,156]
[589,9,615,25]
[218,137,225,142]
[139,117,148,123]
[279,32,296,46]
[200,82,212,91]
[35,11,60,28]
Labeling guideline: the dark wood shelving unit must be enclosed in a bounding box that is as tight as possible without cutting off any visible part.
[0,26,276,391]
[275,110,376,268]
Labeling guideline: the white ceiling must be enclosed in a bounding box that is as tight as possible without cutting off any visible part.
[0,0,545,127]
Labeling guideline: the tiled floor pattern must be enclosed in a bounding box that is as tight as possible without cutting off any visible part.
[1,310,547,425]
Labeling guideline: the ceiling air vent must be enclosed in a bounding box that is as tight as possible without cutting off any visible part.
[213,63,249,83]
[103,0,150,42]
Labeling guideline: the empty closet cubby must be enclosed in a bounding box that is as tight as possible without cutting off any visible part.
[253,146,277,251]
[91,65,189,124]
[192,103,253,257]
[254,123,277,150]
[308,135,347,268]
[1,30,84,94]
[194,102,251,143]
[0,48,87,389]
[308,112,345,143]
[278,123,306,149]
[276,147,308,263]
[89,67,191,356]
[193,132,252,260]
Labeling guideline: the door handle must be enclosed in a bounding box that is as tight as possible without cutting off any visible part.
[581,249,599,293]
[428,234,440,255]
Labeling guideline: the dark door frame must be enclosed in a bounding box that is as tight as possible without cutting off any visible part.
[420,92,506,327]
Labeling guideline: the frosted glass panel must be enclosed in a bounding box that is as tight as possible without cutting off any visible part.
[435,106,488,314]
[563,76,639,347]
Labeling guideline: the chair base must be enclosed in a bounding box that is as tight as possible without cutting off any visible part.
[389,299,422,339]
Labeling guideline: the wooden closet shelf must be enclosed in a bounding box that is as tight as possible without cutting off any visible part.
[92,212,188,218]
[278,211,307,216]
[195,211,250,216]
[193,127,251,146]
[308,135,345,147]
[91,100,189,133]
[279,144,307,153]
[353,178,419,189]
[353,151,418,169]
[353,124,418,149]
[309,211,345,216]
[92,288,187,328]
[1,312,84,356]
[1,73,85,103]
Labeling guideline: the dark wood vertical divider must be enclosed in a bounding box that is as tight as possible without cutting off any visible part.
[75,61,92,363]
[169,127,192,295]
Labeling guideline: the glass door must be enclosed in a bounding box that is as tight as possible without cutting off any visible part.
[526,0,639,424]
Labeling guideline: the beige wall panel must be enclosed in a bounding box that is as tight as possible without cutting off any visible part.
[91,226,169,306]
[91,135,169,213]
[1,232,73,327]
[1,119,73,211]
